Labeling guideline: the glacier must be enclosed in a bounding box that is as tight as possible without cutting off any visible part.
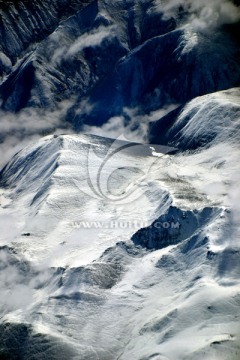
[0,0,240,359]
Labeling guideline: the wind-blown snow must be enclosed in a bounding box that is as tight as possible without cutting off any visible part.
[0,132,239,359]
[0,0,240,359]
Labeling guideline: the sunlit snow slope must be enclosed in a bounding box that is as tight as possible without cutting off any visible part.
[0,0,240,157]
[0,129,239,359]
[0,0,240,359]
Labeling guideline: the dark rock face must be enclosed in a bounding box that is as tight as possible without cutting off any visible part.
[132,206,217,250]
[0,0,94,69]
[0,0,239,133]
[0,322,77,360]
[76,29,240,126]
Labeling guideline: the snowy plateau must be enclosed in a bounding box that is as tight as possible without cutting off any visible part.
[0,0,240,359]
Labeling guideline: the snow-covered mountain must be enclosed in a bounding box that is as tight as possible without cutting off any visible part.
[0,129,239,359]
[0,0,240,359]
[0,0,240,122]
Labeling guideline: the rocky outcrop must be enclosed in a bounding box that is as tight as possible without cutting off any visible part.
[0,0,94,73]
[132,206,218,250]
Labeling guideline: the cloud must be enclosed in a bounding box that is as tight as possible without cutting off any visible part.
[52,26,116,65]
[0,246,57,319]
[83,104,179,143]
[189,0,240,31]
[0,252,34,317]
[0,213,59,318]
[0,100,74,170]
[67,26,115,56]
[0,213,33,317]
[83,115,126,140]
[0,214,21,246]
[153,0,240,31]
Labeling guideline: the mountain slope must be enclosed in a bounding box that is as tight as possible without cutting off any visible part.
[0,0,239,122]
[149,87,240,149]
[0,1,240,359]
[0,133,239,359]
[0,0,94,74]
